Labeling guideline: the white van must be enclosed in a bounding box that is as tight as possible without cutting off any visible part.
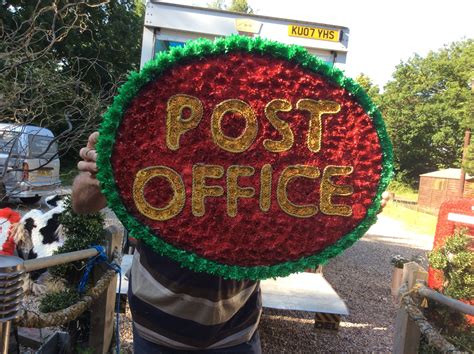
[0,124,61,204]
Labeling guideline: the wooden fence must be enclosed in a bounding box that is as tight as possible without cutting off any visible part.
[392,197,439,216]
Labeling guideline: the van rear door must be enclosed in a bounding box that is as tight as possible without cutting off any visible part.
[26,134,60,185]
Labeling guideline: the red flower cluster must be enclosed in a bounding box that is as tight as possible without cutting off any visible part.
[111,53,383,266]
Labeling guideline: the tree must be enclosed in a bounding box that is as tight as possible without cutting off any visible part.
[355,73,381,106]
[228,0,253,13]
[1,1,109,195]
[51,0,145,90]
[208,0,253,14]
[428,228,474,299]
[464,140,474,176]
[462,80,473,175]
[1,0,144,91]
[381,39,474,186]
[0,0,144,171]
[208,0,226,9]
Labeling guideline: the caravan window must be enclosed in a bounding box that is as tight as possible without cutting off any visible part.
[0,131,20,155]
[28,135,58,160]
[155,40,185,54]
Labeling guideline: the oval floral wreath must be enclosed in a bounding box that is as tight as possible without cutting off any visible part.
[97,35,393,280]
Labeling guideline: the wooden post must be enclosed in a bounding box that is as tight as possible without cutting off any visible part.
[459,129,471,197]
[89,225,122,354]
[393,262,428,354]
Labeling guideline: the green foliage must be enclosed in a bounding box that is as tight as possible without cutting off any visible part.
[391,254,423,268]
[419,312,474,353]
[228,0,253,13]
[463,80,474,175]
[39,288,80,313]
[40,195,101,343]
[355,73,382,106]
[208,0,226,9]
[464,142,474,176]
[447,330,474,353]
[391,255,409,268]
[422,300,474,352]
[1,1,144,161]
[208,0,253,13]
[53,0,144,89]
[49,196,105,284]
[2,0,144,88]
[387,179,418,201]
[424,228,473,352]
[39,287,92,347]
[382,202,437,235]
[428,228,474,300]
[75,347,95,354]
[382,39,474,186]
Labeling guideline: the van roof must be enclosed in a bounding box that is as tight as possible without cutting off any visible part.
[0,123,54,137]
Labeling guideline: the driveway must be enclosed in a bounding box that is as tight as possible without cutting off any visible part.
[259,214,434,352]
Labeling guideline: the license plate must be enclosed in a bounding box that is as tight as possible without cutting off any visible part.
[37,169,52,177]
[288,25,340,42]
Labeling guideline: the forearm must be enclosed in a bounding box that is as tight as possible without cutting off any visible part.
[72,173,107,214]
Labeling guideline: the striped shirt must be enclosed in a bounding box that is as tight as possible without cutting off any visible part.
[129,241,262,350]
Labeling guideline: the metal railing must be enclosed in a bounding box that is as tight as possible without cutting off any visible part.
[393,262,474,354]
[417,285,474,315]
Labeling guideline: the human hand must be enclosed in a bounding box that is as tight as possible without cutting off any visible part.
[72,132,106,213]
[77,132,99,178]
[379,191,391,213]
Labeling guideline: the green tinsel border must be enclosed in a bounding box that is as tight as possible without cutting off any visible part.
[97,35,394,280]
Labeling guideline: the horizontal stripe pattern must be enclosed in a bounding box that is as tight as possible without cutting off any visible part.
[129,242,262,349]
[132,250,258,325]
[137,242,257,301]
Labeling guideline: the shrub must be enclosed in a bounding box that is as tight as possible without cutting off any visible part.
[49,196,105,285]
[428,228,474,299]
[39,289,80,313]
[423,228,474,352]
[41,196,105,312]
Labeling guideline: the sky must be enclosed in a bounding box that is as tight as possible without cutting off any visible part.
[163,0,474,89]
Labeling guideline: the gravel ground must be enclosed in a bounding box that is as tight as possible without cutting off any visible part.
[115,214,434,353]
[259,215,433,353]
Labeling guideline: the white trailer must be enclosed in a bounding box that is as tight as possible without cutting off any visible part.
[140,1,349,70]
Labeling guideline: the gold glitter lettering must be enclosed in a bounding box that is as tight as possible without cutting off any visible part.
[133,166,185,221]
[277,165,320,218]
[320,165,354,217]
[259,164,272,212]
[192,164,224,217]
[227,165,255,217]
[211,99,258,153]
[166,94,203,151]
[263,99,294,152]
[296,99,341,153]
